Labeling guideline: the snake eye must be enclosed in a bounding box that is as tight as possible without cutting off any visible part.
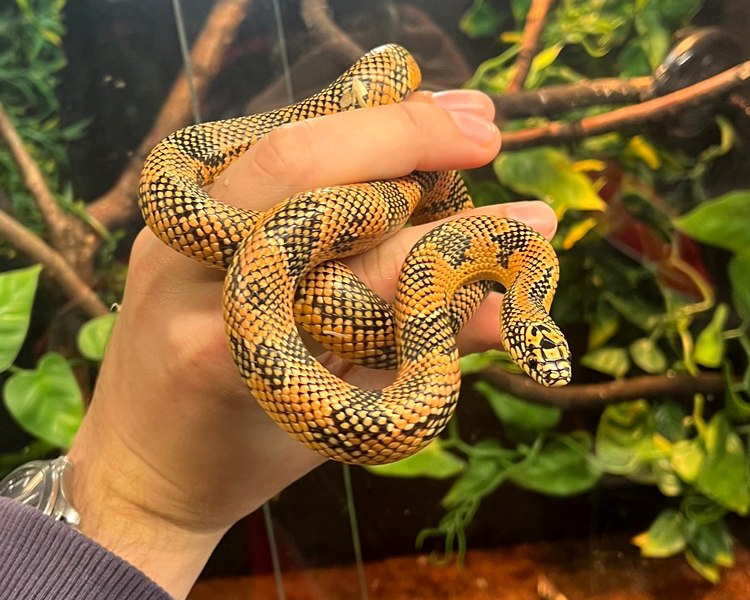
[540,337,556,350]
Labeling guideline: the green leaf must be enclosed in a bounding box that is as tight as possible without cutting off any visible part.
[442,441,508,508]
[686,550,721,584]
[618,38,652,76]
[459,0,504,39]
[724,364,750,423]
[3,352,84,449]
[674,190,750,253]
[687,519,734,569]
[0,265,41,372]
[693,304,729,369]
[653,0,702,24]
[595,400,660,477]
[475,381,561,433]
[681,495,727,525]
[632,508,687,558]
[77,313,117,361]
[508,433,602,496]
[629,338,667,374]
[695,413,750,515]
[588,301,620,349]
[653,401,688,443]
[671,439,704,484]
[459,349,512,376]
[634,2,669,69]
[603,292,663,332]
[366,439,465,479]
[581,346,630,379]
[525,44,564,88]
[728,251,750,319]
[494,147,606,217]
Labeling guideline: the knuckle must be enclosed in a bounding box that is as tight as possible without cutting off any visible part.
[251,121,314,189]
[394,102,429,139]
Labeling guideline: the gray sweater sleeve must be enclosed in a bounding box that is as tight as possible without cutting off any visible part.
[0,497,171,599]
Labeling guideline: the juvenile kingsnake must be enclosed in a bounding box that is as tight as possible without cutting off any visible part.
[139,44,571,465]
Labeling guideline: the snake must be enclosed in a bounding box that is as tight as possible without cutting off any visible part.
[139,44,571,465]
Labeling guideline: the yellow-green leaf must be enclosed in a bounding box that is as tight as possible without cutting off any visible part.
[0,265,41,372]
[494,147,606,218]
[561,217,599,250]
[366,439,465,479]
[633,508,687,558]
[693,304,728,369]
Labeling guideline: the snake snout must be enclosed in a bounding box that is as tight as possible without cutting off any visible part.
[538,357,572,387]
[519,322,572,387]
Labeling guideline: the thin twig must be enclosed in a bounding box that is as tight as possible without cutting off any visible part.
[88,0,252,229]
[0,103,70,250]
[494,77,654,119]
[0,209,108,317]
[481,366,725,409]
[501,59,750,150]
[507,0,556,94]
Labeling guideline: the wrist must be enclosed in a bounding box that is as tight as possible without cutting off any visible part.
[68,415,225,599]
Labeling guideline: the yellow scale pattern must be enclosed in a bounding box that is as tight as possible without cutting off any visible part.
[139,44,571,465]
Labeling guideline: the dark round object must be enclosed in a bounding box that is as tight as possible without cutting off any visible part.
[653,27,745,138]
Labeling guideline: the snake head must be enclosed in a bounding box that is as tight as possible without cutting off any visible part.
[507,321,572,387]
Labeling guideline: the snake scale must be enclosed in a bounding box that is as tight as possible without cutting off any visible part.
[139,44,571,465]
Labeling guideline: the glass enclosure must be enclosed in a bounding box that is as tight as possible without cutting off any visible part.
[2,0,750,598]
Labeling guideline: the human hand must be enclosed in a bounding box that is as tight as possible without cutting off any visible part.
[68,89,556,598]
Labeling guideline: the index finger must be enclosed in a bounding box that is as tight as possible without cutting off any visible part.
[209,91,501,211]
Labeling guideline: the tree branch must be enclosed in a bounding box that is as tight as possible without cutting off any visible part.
[0,103,72,251]
[507,0,556,94]
[501,59,750,150]
[0,209,108,318]
[87,0,252,229]
[480,366,725,410]
[494,76,654,119]
[300,0,364,64]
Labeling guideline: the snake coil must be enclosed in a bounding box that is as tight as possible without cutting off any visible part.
[139,44,571,465]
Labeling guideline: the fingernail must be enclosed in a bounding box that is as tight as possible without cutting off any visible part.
[503,201,557,238]
[449,111,499,146]
[432,90,494,119]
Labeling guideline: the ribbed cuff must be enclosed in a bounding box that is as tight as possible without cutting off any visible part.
[0,497,171,600]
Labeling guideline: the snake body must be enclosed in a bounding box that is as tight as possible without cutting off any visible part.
[139,44,571,465]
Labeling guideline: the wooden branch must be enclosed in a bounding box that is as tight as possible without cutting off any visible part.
[300,0,364,64]
[507,0,556,94]
[494,77,654,119]
[0,103,70,251]
[481,366,725,410]
[0,102,100,280]
[0,209,107,317]
[87,0,252,229]
[501,59,750,150]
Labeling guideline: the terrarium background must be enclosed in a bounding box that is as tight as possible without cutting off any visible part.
[1,0,750,592]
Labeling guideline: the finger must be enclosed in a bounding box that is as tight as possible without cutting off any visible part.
[209,96,500,211]
[409,89,496,121]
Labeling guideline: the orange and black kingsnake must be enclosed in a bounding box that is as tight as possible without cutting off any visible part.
[139,44,571,465]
